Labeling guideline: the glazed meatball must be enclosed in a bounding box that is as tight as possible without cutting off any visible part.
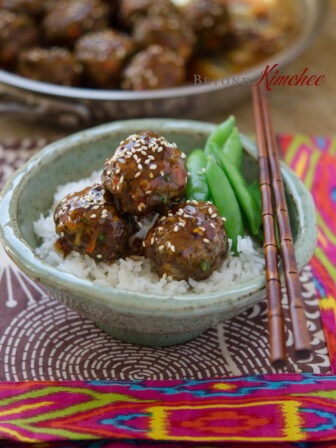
[121,45,186,90]
[145,201,228,281]
[18,47,82,86]
[183,0,232,53]
[102,130,187,216]
[133,15,195,60]
[0,10,38,69]
[0,0,45,16]
[75,29,134,88]
[54,184,134,262]
[43,0,110,47]
[119,0,178,28]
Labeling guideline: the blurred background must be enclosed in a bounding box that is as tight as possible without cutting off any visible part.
[0,0,334,138]
[231,0,336,135]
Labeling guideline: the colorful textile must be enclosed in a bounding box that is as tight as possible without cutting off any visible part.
[278,135,336,372]
[4,442,336,448]
[0,375,336,443]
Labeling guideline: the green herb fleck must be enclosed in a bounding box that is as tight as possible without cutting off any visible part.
[201,261,210,272]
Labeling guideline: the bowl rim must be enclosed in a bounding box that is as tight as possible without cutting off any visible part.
[0,118,317,316]
[0,0,327,101]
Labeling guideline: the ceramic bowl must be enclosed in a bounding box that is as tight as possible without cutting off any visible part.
[0,119,317,346]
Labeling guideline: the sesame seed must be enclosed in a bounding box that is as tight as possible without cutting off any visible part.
[203,238,210,243]
[90,214,97,218]
[135,172,141,178]
[211,213,218,218]
[159,245,164,251]
[96,254,103,259]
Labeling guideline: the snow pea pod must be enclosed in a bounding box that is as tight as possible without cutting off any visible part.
[248,180,262,211]
[223,127,243,169]
[186,149,210,201]
[204,116,235,155]
[205,157,243,253]
[212,144,261,236]
[248,180,264,242]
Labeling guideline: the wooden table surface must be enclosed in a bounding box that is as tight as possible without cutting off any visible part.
[0,2,335,140]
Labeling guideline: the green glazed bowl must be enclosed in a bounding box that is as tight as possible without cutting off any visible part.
[0,119,317,346]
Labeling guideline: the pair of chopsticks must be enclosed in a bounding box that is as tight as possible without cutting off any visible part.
[252,84,311,366]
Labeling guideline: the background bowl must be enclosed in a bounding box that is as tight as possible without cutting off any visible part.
[0,119,317,346]
[0,0,327,127]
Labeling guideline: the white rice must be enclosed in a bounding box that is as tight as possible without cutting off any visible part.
[34,172,265,296]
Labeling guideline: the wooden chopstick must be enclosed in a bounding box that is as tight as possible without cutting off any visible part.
[252,85,286,365]
[252,84,311,364]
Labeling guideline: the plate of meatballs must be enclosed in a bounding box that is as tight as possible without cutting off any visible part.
[0,0,325,124]
[0,0,300,90]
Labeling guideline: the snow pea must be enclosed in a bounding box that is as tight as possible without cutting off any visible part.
[223,127,243,169]
[248,180,262,211]
[186,149,210,201]
[205,157,243,253]
[204,116,235,155]
[248,180,264,242]
[226,165,261,235]
[212,144,261,236]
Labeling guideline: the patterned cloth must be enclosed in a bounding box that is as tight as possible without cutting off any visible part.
[0,135,335,444]
[0,375,336,444]
[279,135,336,372]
